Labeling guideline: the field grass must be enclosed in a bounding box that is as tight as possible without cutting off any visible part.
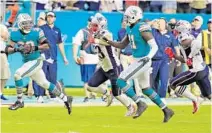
[3,88,90,97]
[1,105,211,133]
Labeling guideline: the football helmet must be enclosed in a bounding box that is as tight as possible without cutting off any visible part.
[17,13,33,34]
[124,6,143,26]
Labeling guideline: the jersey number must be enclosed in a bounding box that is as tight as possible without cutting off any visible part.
[95,46,105,59]
[129,35,136,49]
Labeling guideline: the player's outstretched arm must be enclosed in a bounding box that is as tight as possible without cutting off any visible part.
[106,35,130,49]
[141,31,158,58]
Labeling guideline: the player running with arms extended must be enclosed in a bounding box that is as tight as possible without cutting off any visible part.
[5,13,73,114]
[94,6,174,122]
[87,13,137,116]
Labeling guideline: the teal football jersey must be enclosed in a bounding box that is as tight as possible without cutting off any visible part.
[10,28,46,62]
[126,21,151,58]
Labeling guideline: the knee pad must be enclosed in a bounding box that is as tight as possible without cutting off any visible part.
[116,78,127,89]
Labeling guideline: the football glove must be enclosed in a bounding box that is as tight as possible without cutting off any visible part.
[165,47,175,59]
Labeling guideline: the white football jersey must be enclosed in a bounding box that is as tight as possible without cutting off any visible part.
[94,30,120,72]
[180,38,206,72]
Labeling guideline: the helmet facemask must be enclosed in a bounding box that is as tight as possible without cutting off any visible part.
[19,20,33,33]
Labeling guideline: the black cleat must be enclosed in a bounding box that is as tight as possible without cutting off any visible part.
[163,107,174,123]
[64,96,73,115]
[133,101,148,119]
[83,97,89,102]
[8,101,24,110]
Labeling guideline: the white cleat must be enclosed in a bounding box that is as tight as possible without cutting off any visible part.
[37,96,44,103]
[106,93,113,107]
[125,104,137,117]
[192,97,204,114]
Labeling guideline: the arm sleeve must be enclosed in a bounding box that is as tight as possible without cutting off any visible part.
[188,39,202,58]
[72,29,84,46]
[147,38,158,59]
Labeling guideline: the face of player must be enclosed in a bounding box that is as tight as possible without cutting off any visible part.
[90,23,99,33]
[46,15,55,25]
[21,20,33,33]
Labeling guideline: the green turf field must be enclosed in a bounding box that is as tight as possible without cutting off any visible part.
[1,105,211,133]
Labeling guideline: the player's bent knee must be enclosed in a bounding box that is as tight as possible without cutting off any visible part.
[37,80,50,90]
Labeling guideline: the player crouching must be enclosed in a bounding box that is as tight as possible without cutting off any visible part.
[5,13,73,114]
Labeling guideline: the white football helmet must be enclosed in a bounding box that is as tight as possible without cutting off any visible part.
[124,6,143,26]
[175,20,191,35]
[178,32,194,44]
[91,13,107,33]
[17,13,33,33]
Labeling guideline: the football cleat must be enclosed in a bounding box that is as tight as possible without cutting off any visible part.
[133,101,148,119]
[192,97,204,114]
[106,93,113,107]
[125,104,136,117]
[83,97,89,102]
[64,96,73,115]
[8,101,24,110]
[163,107,174,123]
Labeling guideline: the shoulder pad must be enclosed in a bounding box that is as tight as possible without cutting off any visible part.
[139,22,151,32]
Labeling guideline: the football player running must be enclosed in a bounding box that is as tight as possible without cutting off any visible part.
[165,20,211,113]
[87,13,137,117]
[94,6,174,122]
[6,13,73,114]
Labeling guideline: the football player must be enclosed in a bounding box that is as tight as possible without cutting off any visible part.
[165,20,211,113]
[87,13,136,117]
[5,13,73,114]
[95,6,174,122]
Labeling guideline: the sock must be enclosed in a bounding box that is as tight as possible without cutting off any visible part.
[176,86,197,102]
[117,78,140,103]
[115,94,131,108]
[15,79,23,102]
[142,88,166,109]
[48,83,67,102]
